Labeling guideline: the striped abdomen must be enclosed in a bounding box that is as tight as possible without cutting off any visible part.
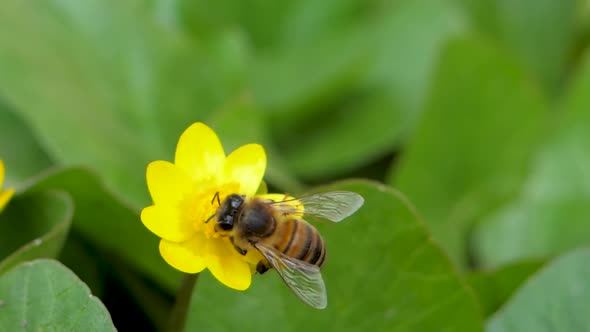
[260,218,326,268]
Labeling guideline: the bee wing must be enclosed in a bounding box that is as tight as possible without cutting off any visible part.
[255,243,327,309]
[271,191,364,222]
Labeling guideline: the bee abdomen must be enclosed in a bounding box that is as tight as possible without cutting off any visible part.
[275,219,325,268]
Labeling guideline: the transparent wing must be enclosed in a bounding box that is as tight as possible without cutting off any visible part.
[271,191,364,222]
[255,243,327,309]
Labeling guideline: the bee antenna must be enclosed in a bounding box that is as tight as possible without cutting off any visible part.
[204,213,216,224]
[211,191,221,206]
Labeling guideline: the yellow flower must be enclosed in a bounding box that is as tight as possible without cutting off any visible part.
[141,122,267,290]
[0,160,15,213]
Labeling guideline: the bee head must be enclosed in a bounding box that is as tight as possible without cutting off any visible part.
[214,194,245,232]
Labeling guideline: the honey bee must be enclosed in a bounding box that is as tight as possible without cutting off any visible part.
[211,191,364,309]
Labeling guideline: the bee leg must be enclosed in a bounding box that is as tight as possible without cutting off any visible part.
[234,245,247,255]
[256,261,269,274]
[229,236,247,255]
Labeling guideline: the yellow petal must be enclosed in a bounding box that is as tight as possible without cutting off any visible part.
[146,161,193,206]
[159,235,207,273]
[206,237,252,290]
[175,122,225,183]
[243,247,264,266]
[0,160,5,187]
[224,144,266,197]
[258,193,304,218]
[141,205,194,242]
[0,188,14,213]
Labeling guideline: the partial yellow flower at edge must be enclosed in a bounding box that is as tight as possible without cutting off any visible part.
[0,160,15,213]
[141,122,267,291]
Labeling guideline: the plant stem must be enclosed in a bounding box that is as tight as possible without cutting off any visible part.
[167,273,199,332]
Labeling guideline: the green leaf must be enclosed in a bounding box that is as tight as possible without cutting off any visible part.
[259,0,469,180]
[107,258,172,331]
[0,190,73,274]
[0,106,52,187]
[459,0,579,93]
[364,0,469,114]
[177,0,294,49]
[0,259,115,331]
[21,168,181,291]
[208,97,305,194]
[186,180,484,332]
[391,37,545,265]
[473,52,590,266]
[279,0,371,47]
[251,27,369,120]
[467,260,544,317]
[475,198,590,266]
[58,234,105,298]
[0,0,242,208]
[252,29,373,180]
[487,248,590,332]
[282,91,408,180]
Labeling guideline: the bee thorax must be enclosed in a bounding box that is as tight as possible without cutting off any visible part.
[239,201,276,238]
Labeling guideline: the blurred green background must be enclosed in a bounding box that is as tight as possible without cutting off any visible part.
[1,0,590,331]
